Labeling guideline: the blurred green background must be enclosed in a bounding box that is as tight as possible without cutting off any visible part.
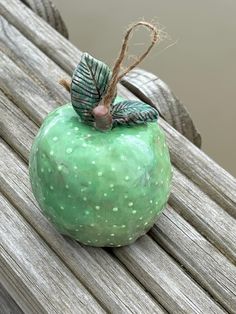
[55,0,236,176]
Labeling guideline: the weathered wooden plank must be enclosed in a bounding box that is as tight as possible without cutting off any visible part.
[0,90,37,161]
[0,283,23,314]
[0,53,235,264]
[0,193,105,314]
[170,168,236,262]
[1,0,235,218]
[0,0,236,217]
[113,236,226,314]
[0,0,78,74]
[151,206,236,313]
[0,140,164,313]
[0,100,228,313]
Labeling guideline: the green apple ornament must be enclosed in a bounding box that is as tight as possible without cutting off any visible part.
[29,22,172,247]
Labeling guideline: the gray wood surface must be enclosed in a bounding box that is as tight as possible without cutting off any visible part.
[0,193,105,314]
[0,0,235,313]
[1,0,235,219]
[0,283,23,314]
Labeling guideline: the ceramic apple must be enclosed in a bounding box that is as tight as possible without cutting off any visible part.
[29,53,172,247]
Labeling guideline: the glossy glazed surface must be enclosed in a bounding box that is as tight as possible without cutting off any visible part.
[29,99,172,247]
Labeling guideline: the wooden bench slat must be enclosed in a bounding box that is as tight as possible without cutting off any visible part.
[0,52,235,265]
[171,168,236,262]
[0,142,164,313]
[151,206,236,313]
[114,236,226,314]
[0,101,227,313]
[0,0,235,218]
[0,283,23,314]
[0,194,105,314]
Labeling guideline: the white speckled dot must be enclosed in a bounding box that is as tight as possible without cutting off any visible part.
[120,155,126,161]
[88,181,92,185]
[58,165,62,171]
[97,171,103,176]
[66,148,72,154]
[137,166,141,170]
[124,195,128,199]
[87,240,91,243]
[132,210,137,214]
[104,193,107,197]
[74,165,78,170]
[83,197,87,201]
[74,127,79,131]
[150,210,153,214]
[111,167,116,172]
[144,222,148,226]
[52,136,58,141]
[128,202,133,207]
[105,219,108,223]
[85,210,89,215]
[155,201,159,205]
[139,217,143,220]
[60,206,64,210]
[82,143,87,147]
[129,237,133,240]
[41,168,44,173]
[50,185,54,190]
[110,233,115,237]
[95,239,98,242]
[95,206,100,210]
[113,224,117,227]
[125,176,130,181]
[150,200,153,204]
[121,224,126,228]
[92,161,96,164]
[96,148,100,152]
[112,207,118,212]
[109,183,114,188]
[75,229,79,231]
[97,215,101,218]
[117,244,122,247]
[90,223,95,227]
[67,131,71,135]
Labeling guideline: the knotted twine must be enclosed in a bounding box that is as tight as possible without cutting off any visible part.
[60,21,159,130]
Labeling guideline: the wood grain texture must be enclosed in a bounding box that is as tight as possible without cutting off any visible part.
[151,206,236,313]
[1,0,234,219]
[113,236,226,314]
[0,91,230,313]
[0,194,105,314]
[0,140,164,313]
[0,283,23,314]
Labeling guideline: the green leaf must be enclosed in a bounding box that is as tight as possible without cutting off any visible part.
[71,53,112,123]
[111,100,159,126]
